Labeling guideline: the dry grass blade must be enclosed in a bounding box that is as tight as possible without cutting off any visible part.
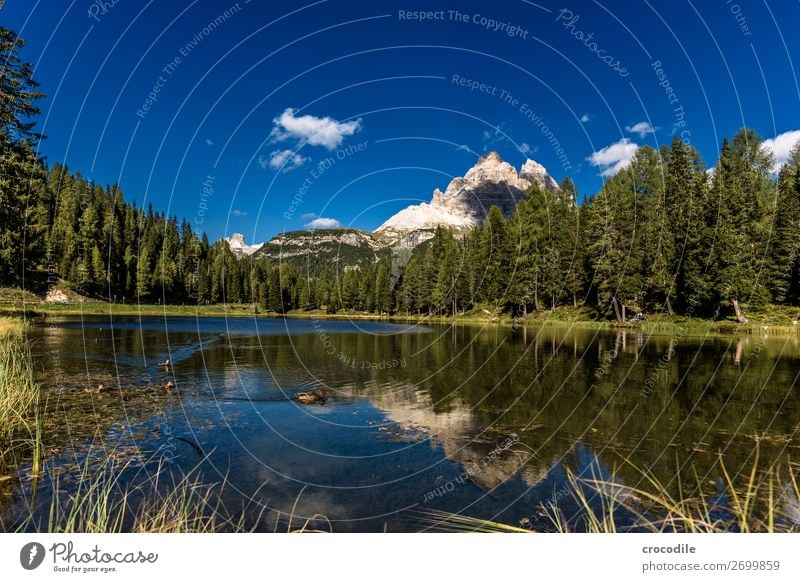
[419,451,800,534]
[416,508,532,533]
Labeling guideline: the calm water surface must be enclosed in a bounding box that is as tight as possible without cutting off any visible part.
[4,315,800,531]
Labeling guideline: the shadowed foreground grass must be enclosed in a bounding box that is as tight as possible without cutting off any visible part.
[421,450,800,533]
[10,452,332,533]
[40,457,253,533]
[0,317,38,447]
[15,451,798,533]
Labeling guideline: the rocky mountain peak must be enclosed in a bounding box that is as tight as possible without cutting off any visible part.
[454,151,521,193]
[375,152,560,246]
[224,233,264,259]
[477,150,503,164]
[520,159,560,192]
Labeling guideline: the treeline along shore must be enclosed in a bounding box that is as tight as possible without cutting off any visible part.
[3,21,800,330]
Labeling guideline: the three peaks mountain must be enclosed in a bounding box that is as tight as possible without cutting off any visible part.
[375,151,559,246]
[231,152,560,267]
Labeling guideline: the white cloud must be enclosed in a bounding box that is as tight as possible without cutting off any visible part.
[230,209,247,217]
[261,149,309,172]
[625,121,657,139]
[271,108,361,150]
[305,217,342,229]
[762,129,800,171]
[482,122,510,150]
[587,138,640,177]
[300,212,318,220]
[580,114,591,123]
[205,138,214,146]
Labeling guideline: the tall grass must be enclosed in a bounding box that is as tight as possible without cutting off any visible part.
[422,452,800,533]
[40,457,256,533]
[11,451,332,532]
[0,317,38,448]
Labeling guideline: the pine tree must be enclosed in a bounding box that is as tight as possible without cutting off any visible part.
[484,206,512,308]
[136,247,153,299]
[267,266,284,313]
[507,196,541,314]
[712,130,774,322]
[767,144,800,303]
[633,146,674,313]
[374,261,392,314]
[0,22,45,281]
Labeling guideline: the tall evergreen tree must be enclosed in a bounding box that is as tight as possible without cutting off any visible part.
[766,144,800,303]
[0,20,45,281]
[711,130,774,322]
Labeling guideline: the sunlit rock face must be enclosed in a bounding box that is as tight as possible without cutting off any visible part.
[224,233,264,259]
[375,152,560,245]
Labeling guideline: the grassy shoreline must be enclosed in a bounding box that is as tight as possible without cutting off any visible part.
[3,299,800,338]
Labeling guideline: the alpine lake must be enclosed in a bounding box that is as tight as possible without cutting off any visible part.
[2,315,799,532]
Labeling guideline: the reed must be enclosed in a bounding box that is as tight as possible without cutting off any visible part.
[0,317,38,447]
[422,452,800,533]
[22,453,260,533]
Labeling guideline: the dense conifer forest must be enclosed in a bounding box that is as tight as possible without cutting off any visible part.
[3,21,799,323]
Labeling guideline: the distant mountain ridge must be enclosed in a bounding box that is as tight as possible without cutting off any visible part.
[255,228,388,273]
[226,152,560,268]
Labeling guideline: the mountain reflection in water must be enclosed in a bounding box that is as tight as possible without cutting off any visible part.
[4,316,799,532]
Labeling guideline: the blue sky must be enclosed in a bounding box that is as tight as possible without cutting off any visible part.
[4,0,800,243]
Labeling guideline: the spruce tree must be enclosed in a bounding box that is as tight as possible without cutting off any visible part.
[0,22,45,281]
